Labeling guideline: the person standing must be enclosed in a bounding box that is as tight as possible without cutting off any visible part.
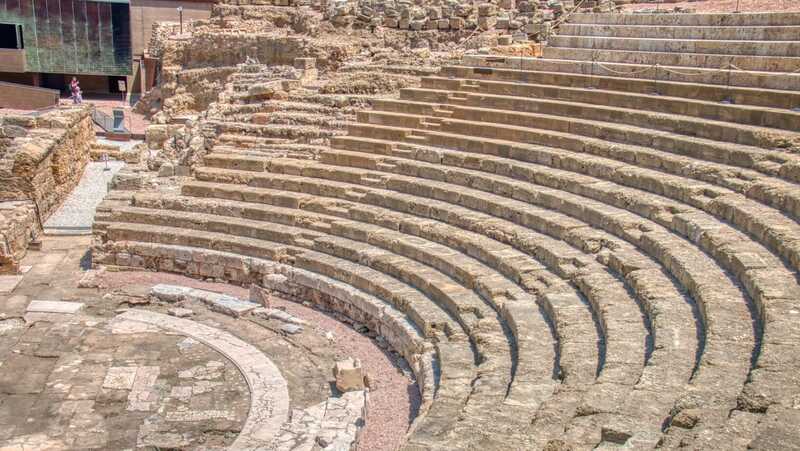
[69,77,82,104]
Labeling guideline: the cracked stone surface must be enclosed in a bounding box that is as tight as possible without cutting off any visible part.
[0,312,250,450]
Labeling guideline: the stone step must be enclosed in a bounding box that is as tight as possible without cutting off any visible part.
[558,24,800,41]
[217,133,291,147]
[208,120,343,141]
[210,144,327,160]
[542,46,800,73]
[358,103,800,188]
[421,75,800,132]
[221,100,360,117]
[549,35,800,58]
[344,120,800,275]
[131,191,562,413]
[392,88,800,149]
[360,106,796,190]
[461,55,800,92]
[339,64,441,77]
[224,112,352,129]
[442,65,800,111]
[566,12,800,27]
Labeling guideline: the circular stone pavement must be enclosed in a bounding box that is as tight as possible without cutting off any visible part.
[0,312,251,450]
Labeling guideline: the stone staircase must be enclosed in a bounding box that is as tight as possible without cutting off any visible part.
[94,11,800,451]
[199,61,433,164]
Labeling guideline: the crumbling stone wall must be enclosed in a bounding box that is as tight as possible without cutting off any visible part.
[0,106,94,271]
[0,201,37,274]
[0,107,94,220]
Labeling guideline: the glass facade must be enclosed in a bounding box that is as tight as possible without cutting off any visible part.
[0,0,131,75]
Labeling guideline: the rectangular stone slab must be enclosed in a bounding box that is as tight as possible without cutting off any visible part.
[26,300,84,314]
[0,275,23,294]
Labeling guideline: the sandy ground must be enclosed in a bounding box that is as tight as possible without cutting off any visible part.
[622,0,800,12]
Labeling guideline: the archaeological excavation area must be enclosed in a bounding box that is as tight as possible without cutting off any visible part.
[1,0,800,449]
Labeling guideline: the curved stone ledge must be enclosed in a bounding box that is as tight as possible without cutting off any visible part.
[115,309,291,449]
[98,240,435,422]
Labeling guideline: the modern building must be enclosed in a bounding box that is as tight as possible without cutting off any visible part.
[0,0,133,94]
[0,0,210,96]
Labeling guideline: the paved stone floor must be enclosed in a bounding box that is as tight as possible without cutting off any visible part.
[0,313,250,450]
[43,161,126,235]
[0,236,418,450]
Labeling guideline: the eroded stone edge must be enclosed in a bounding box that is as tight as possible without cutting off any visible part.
[116,309,290,449]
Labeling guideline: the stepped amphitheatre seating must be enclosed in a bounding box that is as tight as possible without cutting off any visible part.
[94,11,800,450]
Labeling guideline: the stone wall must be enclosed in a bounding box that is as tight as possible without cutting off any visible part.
[0,201,38,274]
[0,106,94,272]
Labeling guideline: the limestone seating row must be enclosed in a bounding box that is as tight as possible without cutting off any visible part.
[216,133,291,148]
[392,86,799,150]
[549,35,800,58]
[322,132,800,440]
[541,46,800,74]
[423,74,800,132]
[210,143,328,161]
[351,108,800,276]
[461,54,800,92]
[372,91,800,225]
[440,65,800,111]
[191,161,708,446]
[98,201,547,446]
[557,24,800,41]
[207,119,340,141]
[243,156,758,439]
[566,12,800,27]
[361,99,800,193]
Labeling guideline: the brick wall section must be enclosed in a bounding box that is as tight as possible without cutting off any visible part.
[0,81,59,110]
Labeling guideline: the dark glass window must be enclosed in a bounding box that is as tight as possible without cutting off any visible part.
[0,23,23,49]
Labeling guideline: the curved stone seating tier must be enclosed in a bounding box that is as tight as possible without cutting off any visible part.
[463,54,800,92]
[548,35,800,58]
[441,65,800,110]
[557,24,800,41]
[566,12,800,27]
[351,106,800,275]
[423,74,800,132]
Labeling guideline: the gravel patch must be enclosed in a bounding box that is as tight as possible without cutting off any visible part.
[44,161,125,234]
